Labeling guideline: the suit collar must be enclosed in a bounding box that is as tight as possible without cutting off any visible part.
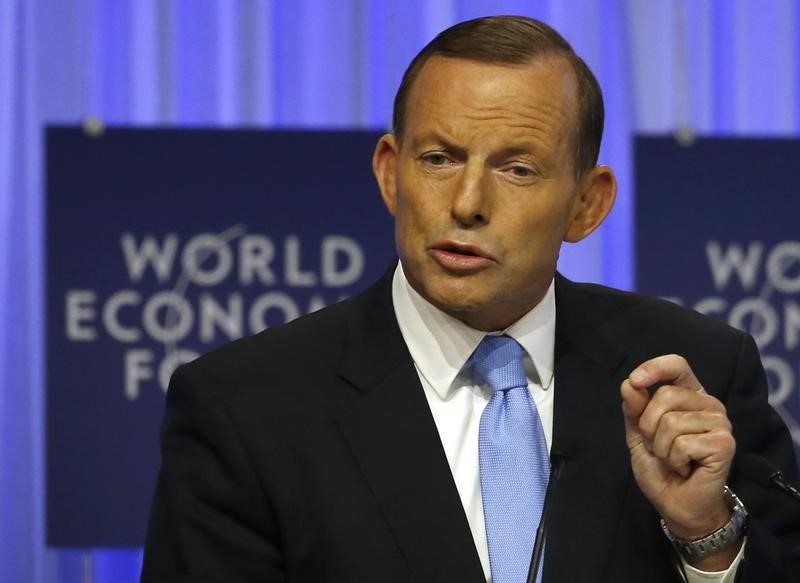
[391,262,557,400]
[338,270,626,388]
[336,267,411,393]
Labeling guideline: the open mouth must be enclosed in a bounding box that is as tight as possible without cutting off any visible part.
[429,241,494,271]
[444,246,479,257]
[434,242,489,259]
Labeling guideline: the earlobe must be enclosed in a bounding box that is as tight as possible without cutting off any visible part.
[564,165,617,243]
[372,134,399,215]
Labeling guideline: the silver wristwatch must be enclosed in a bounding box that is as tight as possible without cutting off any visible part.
[660,486,748,561]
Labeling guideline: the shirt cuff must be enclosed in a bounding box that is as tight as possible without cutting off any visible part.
[681,538,746,583]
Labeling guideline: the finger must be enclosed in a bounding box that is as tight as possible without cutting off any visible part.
[621,378,650,444]
[628,354,703,392]
[665,430,736,478]
[651,410,733,461]
[621,378,650,419]
[638,385,727,442]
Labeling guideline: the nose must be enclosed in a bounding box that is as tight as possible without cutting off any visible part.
[451,162,490,227]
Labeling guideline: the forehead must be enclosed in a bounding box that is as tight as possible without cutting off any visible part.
[403,55,579,149]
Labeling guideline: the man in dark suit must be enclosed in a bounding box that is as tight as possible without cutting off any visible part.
[141,16,800,582]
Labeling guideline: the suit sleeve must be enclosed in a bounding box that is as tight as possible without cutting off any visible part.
[140,363,284,583]
[723,334,800,581]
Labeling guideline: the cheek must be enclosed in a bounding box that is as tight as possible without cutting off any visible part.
[517,199,575,238]
[393,200,429,258]
[504,212,568,264]
[395,190,437,233]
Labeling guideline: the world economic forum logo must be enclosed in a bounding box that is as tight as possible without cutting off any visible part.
[665,240,800,446]
[62,225,366,400]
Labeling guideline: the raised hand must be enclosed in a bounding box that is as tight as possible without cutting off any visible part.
[621,354,740,569]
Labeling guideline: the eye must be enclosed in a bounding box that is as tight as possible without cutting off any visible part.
[422,152,451,166]
[510,165,533,178]
[502,163,539,181]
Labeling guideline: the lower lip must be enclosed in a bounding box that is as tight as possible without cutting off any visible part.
[429,248,494,272]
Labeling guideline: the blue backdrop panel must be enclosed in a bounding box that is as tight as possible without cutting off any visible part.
[635,136,800,456]
[46,128,393,547]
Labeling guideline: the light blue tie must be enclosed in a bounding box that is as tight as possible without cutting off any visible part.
[472,335,550,583]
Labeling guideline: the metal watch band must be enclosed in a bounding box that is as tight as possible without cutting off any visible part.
[660,486,748,561]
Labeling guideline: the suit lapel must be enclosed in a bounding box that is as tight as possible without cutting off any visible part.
[334,271,485,583]
[544,275,638,581]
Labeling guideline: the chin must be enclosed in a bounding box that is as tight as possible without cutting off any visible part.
[425,287,489,319]
[405,261,494,310]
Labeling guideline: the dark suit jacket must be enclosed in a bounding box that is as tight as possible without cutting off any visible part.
[141,271,800,582]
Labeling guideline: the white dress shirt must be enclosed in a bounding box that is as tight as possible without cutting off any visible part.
[390,263,743,582]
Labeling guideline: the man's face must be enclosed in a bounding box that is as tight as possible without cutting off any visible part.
[373,55,614,331]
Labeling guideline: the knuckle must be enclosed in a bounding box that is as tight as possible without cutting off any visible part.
[711,411,732,431]
[638,416,655,439]
[659,411,679,433]
[672,433,690,454]
[715,430,736,451]
[669,436,691,464]
[703,394,728,414]
[702,428,736,457]
[651,441,666,458]
[655,384,679,402]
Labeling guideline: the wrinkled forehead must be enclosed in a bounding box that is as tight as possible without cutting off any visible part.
[403,55,580,149]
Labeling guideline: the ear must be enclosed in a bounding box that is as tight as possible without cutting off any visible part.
[372,133,399,216]
[564,165,617,243]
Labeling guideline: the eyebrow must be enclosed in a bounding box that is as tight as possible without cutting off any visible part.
[411,131,541,157]
[495,145,539,158]
[410,131,459,151]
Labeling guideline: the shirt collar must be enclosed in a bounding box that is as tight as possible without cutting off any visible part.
[391,262,556,400]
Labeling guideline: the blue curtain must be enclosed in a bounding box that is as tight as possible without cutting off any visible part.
[1,0,798,581]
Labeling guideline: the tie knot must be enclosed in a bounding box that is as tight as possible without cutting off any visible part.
[469,335,527,393]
